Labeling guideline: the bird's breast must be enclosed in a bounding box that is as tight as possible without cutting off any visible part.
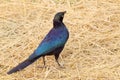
[53,28,69,43]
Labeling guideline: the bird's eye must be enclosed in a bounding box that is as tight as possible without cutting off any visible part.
[61,15,64,17]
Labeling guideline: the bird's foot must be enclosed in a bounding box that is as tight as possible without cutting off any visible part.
[60,66,65,68]
[43,65,47,68]
[58,64,65,69]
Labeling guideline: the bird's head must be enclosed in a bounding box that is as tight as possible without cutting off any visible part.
[53,11,66,22]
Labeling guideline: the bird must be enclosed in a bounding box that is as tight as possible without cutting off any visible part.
[7,11,69,74]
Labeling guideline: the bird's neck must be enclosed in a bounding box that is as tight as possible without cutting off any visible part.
[53,20,64,28]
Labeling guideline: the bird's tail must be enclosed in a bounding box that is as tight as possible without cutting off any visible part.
[7,58,37,74]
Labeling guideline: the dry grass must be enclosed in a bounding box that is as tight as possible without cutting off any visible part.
[0,0,120,80]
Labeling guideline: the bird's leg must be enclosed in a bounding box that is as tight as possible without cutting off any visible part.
[42,56,46,68]
[54,54,61,67]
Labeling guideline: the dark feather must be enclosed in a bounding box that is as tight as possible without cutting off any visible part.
[7,11,69,74]
[7,57,38,74]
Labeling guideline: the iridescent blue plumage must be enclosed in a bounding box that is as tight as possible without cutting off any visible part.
[29,25,69,60]
[7,11,69,74]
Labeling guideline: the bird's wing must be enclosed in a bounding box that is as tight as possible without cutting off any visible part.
[29,29,67,60]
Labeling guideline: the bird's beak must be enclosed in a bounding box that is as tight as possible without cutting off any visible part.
[63,11,66,14]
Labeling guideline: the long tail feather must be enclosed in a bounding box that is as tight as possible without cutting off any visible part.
[7,58,36,74]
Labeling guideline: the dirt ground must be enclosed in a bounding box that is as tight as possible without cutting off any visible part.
[0,0,120,80]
